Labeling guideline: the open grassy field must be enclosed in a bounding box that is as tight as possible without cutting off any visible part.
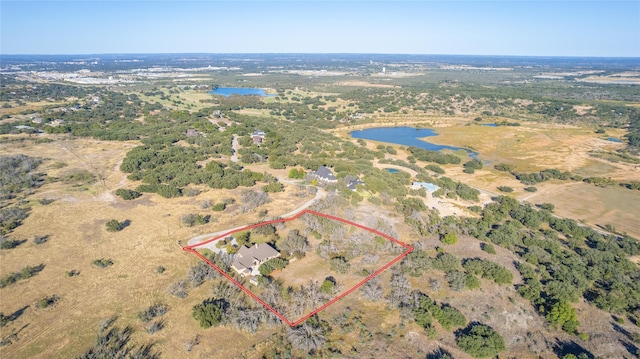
[337,117,640,238]
[0,135,319,358]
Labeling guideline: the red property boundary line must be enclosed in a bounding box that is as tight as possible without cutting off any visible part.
[183,209,413,327]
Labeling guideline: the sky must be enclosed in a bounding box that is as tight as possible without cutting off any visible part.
[1,1,639,57]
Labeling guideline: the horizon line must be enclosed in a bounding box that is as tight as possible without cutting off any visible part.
[1,52,639,60]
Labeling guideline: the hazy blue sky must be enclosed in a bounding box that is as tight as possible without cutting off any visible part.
[1,1,638,57]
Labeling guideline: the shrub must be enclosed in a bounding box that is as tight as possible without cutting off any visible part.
[145,320,164,334]
[320,278,335,294]
[465,275,481,290]
[0,237,24,249]
[546,300,579,333]
[115,189,142,200]
[440,233,458,245]
[446,270,467,291]
[329,257,351,274]
[192,298,228,328]
[33,235,49,245]
[36,294,60,309]
[259,257,288,276]
[524,186,537,192]
[168,280,188,299]
[497,186,513,193]
[181,213,210,227]
[288,168,305,179]
[494,163,514,172]
[538,203,555,212]
[138,303,168,323]
[155,266,166,274]
[92,259,114,268]
[481,243,496,255]
[462,258,513,285]
[64,170,96,184]
[463,159,483,171]
[66,269,80,277]
[105,219,124,232]
[0,264,45,288]
[263,182,284,193]
[182,188,201,197]
[38,198,55,205]
[456,323,505,358]
[425,164,445,174]
[211,202,226,211]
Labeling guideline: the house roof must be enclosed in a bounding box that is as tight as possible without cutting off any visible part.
[347,179,365,190]
[313,166,337,182]
[232,243,280,272]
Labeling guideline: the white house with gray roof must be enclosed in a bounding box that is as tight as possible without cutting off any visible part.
[231,243,281,277]
[311,166,337,183]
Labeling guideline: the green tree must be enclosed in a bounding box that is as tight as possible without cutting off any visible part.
[441,233,458,245]
[319,278,335,294]
[263,182,284,193]
[114,189,141,200]
[105,219,123,232]
[546,300,579,333]
[456,323,506,358]
[192,298,228,328]
[329,257,351,274]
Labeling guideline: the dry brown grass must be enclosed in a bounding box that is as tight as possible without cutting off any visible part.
[344,119,640,238]
[0,135,318,358]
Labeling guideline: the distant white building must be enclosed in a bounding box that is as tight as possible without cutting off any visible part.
[411,182,440,192]
[252,129,265,145]
[310,166,337,183]
[347,179,365,191]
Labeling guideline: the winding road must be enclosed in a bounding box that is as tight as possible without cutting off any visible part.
[186,185,326,251]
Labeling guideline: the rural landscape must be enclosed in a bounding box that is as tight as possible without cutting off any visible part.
[1,53,639,359]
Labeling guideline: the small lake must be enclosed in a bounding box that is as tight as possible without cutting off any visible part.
[351,127,477,157]
[210,87,273,97]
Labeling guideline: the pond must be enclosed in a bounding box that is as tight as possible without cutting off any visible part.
[385,168,400,173]
[606,137,623,143]
[351,127,477,157]
[481,123,497,127]
[210,87,274,97]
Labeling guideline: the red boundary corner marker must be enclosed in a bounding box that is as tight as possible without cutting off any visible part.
[183,209,413,327]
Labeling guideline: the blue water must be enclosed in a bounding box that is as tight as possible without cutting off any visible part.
[385,168,400,173]
[351,127,477,157]
[481,124,497,127]
[210,87,274,97]
[607,137,623,143]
